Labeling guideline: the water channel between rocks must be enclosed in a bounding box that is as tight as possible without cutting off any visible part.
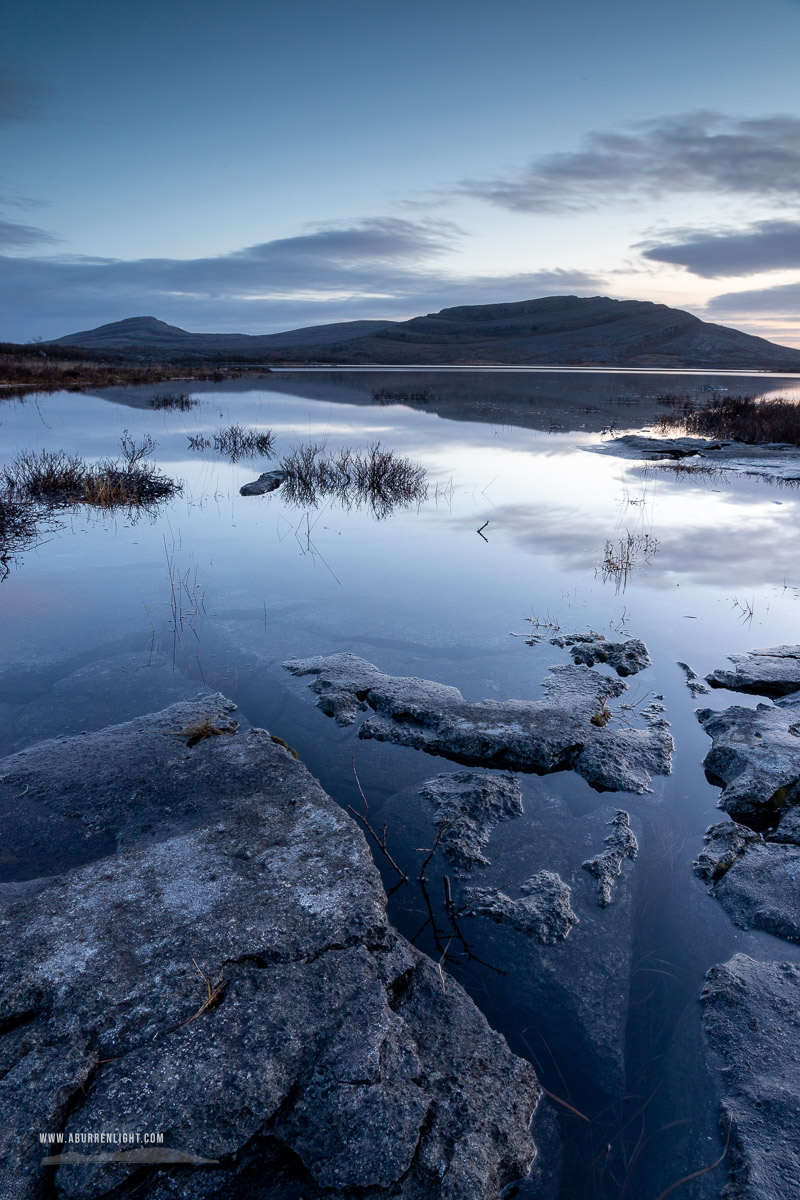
[3,368,800,1199]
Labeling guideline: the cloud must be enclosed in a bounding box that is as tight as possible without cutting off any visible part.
[0,220,60,249]
[706,279,800,315]
[460,112,800,213]
[0,218,603,339]
[0,65,44,121]
[639,219,800,277]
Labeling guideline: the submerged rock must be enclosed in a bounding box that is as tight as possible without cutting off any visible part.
[420,771,523,875]
[706,644,800,699]
[466,871,578,945]
[239,468,285,496]
[0,699,543,1200]
[702,955,800,1200]
[697,702,800,824]
[677,660,709,697]
[550,632,651,677]
[582,811,638,906]
[694,821,800,943]
[284,653,673,794]
[591,435,800,481]
[591,434,721,460]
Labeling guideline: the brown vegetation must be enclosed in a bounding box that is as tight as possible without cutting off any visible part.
[3,433,180,510]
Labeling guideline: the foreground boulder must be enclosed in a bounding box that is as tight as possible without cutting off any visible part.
[284,653,672,793]
[697,701,800,825]
[702,955,800,1199]
[694,821,800,943]
[0,697,542,1200]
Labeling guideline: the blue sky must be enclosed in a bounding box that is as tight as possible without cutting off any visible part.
[2,0,800,343]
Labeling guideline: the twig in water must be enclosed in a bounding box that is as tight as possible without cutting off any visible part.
[348,757,408,885]
[477,520,489,542]
[652,1115,732,1200]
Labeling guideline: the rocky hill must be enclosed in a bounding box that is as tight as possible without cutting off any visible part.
[49,296,800,369]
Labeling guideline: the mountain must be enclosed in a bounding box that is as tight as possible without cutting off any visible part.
[48,315,395,355]
[49,297,800,369]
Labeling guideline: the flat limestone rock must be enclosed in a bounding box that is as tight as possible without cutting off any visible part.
[550,632,651,677]
[697,702,800,824]
[706,645,800,699]
[420,771,523,875]
[582,811,638,906]
[466,871,578,945]
[694,821,800,943]
[284,653,673,794]
[0,700,542,1200]
[702,955,800,1200]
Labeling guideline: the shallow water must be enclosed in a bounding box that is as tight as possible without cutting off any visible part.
[3,369,800,1198]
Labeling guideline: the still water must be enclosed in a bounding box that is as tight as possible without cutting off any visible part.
[3,369,800,1198]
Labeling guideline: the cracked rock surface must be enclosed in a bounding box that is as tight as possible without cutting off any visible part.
[706,645,800,699]
[549,633,651,677]
[284,653,672,794]
[466,871,578,945]
[0,698,542,1200]
[702,955,800,1200]
[420,771,523,875]
[582,812,638,907]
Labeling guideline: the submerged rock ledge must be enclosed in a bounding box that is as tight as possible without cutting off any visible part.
[0,696,541,1200]
[589,434,800,481]
[284,652,672,794]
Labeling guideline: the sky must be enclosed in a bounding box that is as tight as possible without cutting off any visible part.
[2,0,800,344]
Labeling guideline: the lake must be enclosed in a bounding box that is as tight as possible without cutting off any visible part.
[3,368,800,1198]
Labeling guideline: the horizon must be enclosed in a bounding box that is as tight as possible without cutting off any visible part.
[2,1,800,344]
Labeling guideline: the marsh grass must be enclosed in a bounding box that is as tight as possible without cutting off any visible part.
[149,392,197,411]
[279,442,428,517]
[0,492,40,580]
[3,433,180,511]
[600,532,659,592]
[371,387,431,406]
[187,423,275,461]
[657,394,800,444]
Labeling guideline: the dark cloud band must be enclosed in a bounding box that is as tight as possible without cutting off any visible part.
[461,112,800,213]
[640,220,800,278]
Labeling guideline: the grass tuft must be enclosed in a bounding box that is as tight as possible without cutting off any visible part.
[278,442,428,517]
[187,423,275,461]
[3,433,180,511]
[149,392,197,411]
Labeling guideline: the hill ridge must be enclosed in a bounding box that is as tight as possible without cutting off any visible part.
[48,296,800,370]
